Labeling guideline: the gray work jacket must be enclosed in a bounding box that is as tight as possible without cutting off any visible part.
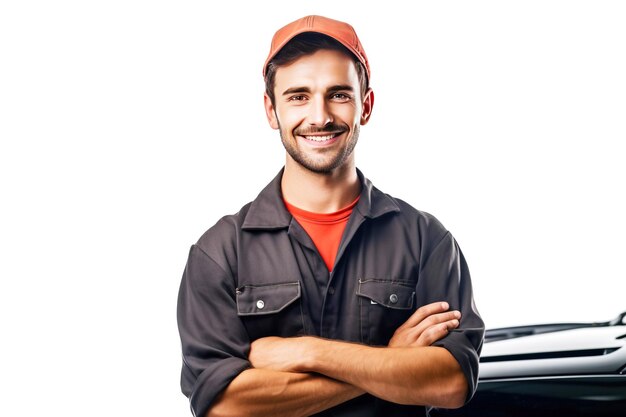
[177,169,485,417]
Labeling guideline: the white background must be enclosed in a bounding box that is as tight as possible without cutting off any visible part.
[1,1,625,415]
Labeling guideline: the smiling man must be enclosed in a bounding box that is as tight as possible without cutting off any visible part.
[177,15,484,417]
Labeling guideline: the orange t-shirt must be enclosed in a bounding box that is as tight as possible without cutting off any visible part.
[284,196,360,272]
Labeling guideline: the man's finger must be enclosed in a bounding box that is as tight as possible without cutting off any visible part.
[398,301,451,330]
[412,310,461,335]
[417,319,460,346]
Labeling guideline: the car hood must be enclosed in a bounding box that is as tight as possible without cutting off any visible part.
[479,325,626,380]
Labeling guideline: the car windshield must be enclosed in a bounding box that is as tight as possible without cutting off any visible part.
[484,311,626,343]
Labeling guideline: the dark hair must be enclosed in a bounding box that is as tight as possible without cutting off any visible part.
[264,32,369,106]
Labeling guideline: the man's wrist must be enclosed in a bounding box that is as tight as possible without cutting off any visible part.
[297,336,322,373]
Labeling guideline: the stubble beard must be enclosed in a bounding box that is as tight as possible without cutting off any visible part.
[277,119,359,175]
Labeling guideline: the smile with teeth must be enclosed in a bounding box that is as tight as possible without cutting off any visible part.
[301,132,342,142]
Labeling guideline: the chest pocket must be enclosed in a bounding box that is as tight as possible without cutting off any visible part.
[357,279,416,346]
[236,281,306,341]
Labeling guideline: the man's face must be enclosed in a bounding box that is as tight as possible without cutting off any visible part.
[264,49,373,174]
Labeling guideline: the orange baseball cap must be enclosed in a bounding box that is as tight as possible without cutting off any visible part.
[263,15,370,81]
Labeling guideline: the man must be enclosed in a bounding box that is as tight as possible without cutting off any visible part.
[177,15,484,417]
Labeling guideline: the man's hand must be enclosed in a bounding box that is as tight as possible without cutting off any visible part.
[388,301,460,348]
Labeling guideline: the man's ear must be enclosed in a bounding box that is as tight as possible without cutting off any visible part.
[264,93,279,130]
[360,88,374,126]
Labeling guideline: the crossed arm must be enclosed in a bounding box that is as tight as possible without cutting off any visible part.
[207,302,467,417]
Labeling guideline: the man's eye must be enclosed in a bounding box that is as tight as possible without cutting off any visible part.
[331,93,351,101]
[289,95,307,101]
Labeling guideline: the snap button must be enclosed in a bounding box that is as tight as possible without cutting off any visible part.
[256,300,265,309]
[389,294,398,304]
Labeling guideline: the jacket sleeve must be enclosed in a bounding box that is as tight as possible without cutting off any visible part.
[415,231,485,403]
[177,244,251,417]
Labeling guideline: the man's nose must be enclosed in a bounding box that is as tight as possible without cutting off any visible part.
[307,97,333,126]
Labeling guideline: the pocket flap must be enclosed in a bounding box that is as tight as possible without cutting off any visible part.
[357,279,415,309]
[236,281,301,316]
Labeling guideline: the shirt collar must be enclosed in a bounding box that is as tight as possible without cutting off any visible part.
[241,168,400,230]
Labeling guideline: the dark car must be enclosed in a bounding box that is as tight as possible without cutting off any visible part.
[433,312,626,416]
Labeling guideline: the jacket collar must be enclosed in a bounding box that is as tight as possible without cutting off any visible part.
[241,168,400,230]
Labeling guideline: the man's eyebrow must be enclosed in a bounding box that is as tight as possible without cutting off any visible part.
[327,85,355,93]
[281,85,355,96]
[282,87,311,96]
